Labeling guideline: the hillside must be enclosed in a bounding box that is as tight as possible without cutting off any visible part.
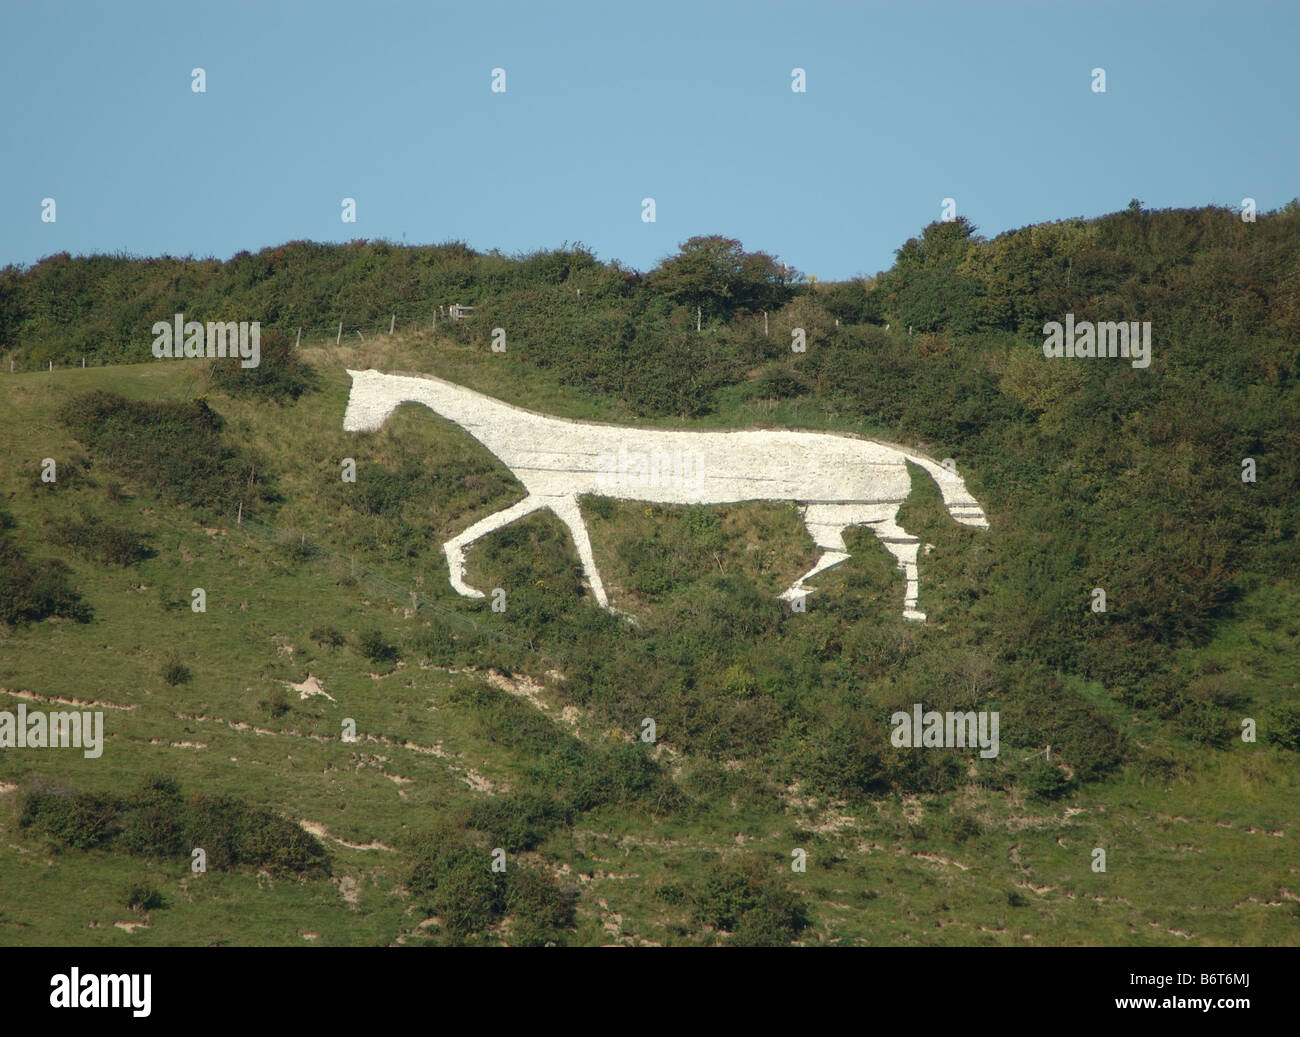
[0,204,1297,946]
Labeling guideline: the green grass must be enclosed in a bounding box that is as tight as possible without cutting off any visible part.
[1,336,1296,946]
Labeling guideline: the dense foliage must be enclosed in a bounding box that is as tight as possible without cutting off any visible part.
[0,507,91,625]
[19,777,328,875]
[59,391,277,519]
[8,201,1298,802]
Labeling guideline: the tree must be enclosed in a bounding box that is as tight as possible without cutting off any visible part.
[648,236,800,320]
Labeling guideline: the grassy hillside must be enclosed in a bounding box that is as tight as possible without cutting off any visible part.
[1,205,1297,945]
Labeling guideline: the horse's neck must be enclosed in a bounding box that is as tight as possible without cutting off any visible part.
[404,376,549,458]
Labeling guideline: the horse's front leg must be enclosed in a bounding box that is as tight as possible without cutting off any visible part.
[443,495,546,598]
[549,496,611,610]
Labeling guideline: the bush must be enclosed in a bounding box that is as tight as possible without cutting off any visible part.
[407,830,573,945]
[1265,705,1300,751]
[123,885,166,913]
[463,794,571,853]
[1174,697,1234,749]
[260,686,291,720]
[504,866,576,946]
[161,659,192,686]
[691,857,810,945]
[949,813,984,842]
[120,777,186,858]
[206,328,319,403]
[1022,757,1072,800]
[358,628,399,664]
[19,786,121,849]
[19,778,325,875]
[410,615,477,667]
[0,534,92,625]
[408,836,504,941]
[181,795,326,874]
[233,806,328,874]
[48,514,153,565]
[310,625,346,648]
[59,391,276,518]
[275,531,320,563]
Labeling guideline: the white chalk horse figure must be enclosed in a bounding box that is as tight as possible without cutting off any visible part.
[343,369,989,621]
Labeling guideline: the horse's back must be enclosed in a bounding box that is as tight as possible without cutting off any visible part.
[506,425,912,505]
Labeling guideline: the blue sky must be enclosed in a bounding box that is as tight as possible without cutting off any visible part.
[2,0,1296,281]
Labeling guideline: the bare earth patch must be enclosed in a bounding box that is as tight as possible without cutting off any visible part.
[283,673,335,702]
[1,688,135,710]
[298,819,395,852]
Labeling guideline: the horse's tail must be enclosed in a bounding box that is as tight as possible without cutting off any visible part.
[902,451,989,529]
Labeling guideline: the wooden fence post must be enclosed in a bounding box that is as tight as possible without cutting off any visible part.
[296,327,302,348]
[389,314,395,335]
[337,322,343,345]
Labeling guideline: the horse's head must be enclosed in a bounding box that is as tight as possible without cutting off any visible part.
[343,368,401,432]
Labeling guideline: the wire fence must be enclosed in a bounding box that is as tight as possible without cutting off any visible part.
[0,306,478,374]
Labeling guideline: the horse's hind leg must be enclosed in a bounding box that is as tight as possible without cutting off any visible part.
[778,503,862,604]
[443,495,546,598]
[779,502,924,621]
[868,505,925,622]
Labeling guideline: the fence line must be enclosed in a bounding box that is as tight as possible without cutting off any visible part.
[0,307,475,373]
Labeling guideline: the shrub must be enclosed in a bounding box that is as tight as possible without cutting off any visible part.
[59,391,276,518]
[358,628,399,664]
[19,778,325,874]
[120,777,185,858]
[275,531,320,563]
[1174,697,1234,749]
[1022,757,1072,800]
[691,857,810,945]
[504,866,576,946]
[260,686,291,720]
[206,328,319,403]
[1265,705,1300,751]
[949,813,984,842]
[49,514,153,565]
[0,534,92,625]
[28,454,92,492]
[310,625,346,648]
[463,794,571,853]
[161,659,192,686]
[408,836,504,941]
[411,621,454,666]
[19,786,121,849]
[233,806,328,874]
[181,795,326,874]
[123,885,166,913]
